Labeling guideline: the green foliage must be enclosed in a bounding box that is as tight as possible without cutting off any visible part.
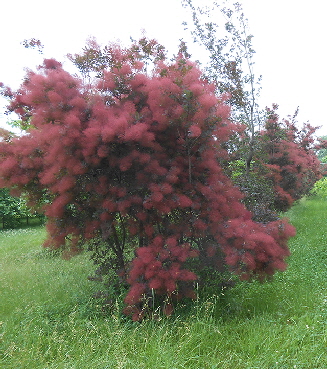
[0,188,43,229]
[228,159,246,180]
[317,135,327,161]
[310,177,327,197]
[0,189,25,228]
[6,119,33,132]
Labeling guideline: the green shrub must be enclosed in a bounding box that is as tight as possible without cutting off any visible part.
[310,177,327,197]
[0,189,44,229]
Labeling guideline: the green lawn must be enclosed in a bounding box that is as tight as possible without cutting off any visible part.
[1,196,327,368]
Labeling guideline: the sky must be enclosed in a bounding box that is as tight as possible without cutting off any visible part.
[1,0,326,136]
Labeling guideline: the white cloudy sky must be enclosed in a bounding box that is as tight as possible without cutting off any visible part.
[1,0,326,135]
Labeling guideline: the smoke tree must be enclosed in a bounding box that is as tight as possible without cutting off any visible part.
[231,106,322,218]
[0,40,295,320]
[257,106,322,211]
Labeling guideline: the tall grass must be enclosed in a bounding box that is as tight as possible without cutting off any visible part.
[1,196,327,368]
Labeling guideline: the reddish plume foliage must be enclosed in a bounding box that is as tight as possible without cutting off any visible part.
[0,42,296,319]
[257,106,322,211]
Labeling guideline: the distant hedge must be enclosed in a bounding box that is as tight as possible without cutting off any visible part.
[0,188,44,229]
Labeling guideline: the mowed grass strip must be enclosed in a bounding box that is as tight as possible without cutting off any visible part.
[1,196,327,368]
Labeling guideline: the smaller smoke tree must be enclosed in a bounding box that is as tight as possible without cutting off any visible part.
[258,106,322,212]
[231,105,323,219]
[0,41,295,320]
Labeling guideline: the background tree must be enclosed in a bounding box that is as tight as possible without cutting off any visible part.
[0,40,295,320]
[21,38,44,54]
[0,188,24,228]
[182,0,322,218]
[317,135,327,162]
[255,106,321,212]
[0,188,42,229]
[316,135,327,177]
[182,0,261,170]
